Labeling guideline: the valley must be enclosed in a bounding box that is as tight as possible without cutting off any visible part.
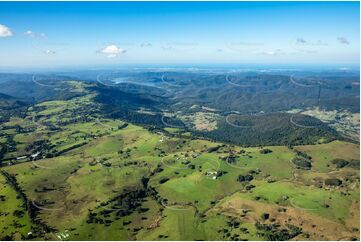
[0,2,359,241]
[0,70,359,241]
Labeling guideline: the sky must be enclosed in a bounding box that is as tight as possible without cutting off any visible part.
[0,1,359,69]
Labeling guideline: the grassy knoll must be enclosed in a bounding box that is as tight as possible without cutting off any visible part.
[212,191,359,241]
[295,140,359,172]
[231,180,359,222]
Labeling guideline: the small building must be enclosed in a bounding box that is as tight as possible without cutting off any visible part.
[31,152,41,159]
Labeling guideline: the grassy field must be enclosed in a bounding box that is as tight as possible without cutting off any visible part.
[295,140,359,172]
[0,174,34,240]
[0,86,359,240]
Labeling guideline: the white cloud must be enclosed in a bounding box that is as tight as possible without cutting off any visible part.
[337,37,349,45]
[226,41,263,53]
[0,24,13,37]
[39,33,47,38]
[99,44,126,58]
[24,30,35,37]
[24,30,47,39]
[161,42,198,52]
[258,49,284,56]
[291,38,327,54]
[263,51,277,56]
[43,49,56,55]
[296,38,307,44]
[140,42,152,47]
[295,38,327,46]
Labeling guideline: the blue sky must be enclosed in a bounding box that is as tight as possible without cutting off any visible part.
[0,1,359,69]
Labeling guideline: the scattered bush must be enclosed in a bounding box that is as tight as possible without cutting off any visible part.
[260,148,272,154]
[261,213,270,220]
[245,184,255,191]
[159,178,170,184]
[238,174,254,182]
[331,159,349,168]
[255,222,302,240]
[325,178,342,186]
[292,157,311,170]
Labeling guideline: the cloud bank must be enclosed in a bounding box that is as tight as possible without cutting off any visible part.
[0,24,13,37]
